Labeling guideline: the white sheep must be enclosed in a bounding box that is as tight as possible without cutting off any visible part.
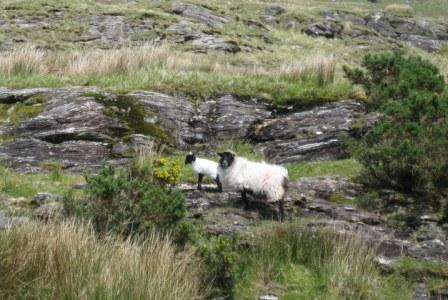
[217,151,288,221]
[185,152,222,192]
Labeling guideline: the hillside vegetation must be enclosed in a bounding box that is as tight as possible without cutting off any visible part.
[1,0,448,299]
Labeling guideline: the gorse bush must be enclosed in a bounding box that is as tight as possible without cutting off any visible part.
[343,52,445,108]
[64,160,186,238]
[198,236,237,299]
[344,52,448,210]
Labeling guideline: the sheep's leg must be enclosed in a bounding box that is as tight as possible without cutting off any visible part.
[197,174,204,190]
[241,189,249,210]
[278,201,285,222]
[215,175,223,193]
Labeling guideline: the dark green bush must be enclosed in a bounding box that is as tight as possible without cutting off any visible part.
[198,236,237,299]
[344,53,448,211]
[64,163,186,238]
[343,52,445,108]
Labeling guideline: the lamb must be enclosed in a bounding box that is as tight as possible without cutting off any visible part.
[185,152,223,192]
[217,151,288,221]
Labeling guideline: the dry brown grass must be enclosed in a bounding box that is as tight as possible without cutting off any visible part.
[0,44,338,83]
[385,4,414,17]
[279,55,336,84]
[0,220,205,300]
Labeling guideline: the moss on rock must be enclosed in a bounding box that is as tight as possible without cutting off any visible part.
[85,92,173,146]
[0,93,48,125]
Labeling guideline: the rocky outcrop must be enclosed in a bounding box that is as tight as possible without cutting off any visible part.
[250,100,373,163]
[171,3,229,27]
[0,87,146,172]
[0,87,375,170]
[303,20,344,38]
[81,15,158,47]
[167,21,240,52]
[305,10,448,52]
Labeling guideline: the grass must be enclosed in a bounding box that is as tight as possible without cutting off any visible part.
[385,4,414,17]
[287,158,361,181]
[0,45,354,106]
[0,164,84,199]
[0,220,205,300]
[391,258,448,294]
[233,221,413,299]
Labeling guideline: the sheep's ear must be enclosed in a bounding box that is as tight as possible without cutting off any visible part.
[217,152,224,157]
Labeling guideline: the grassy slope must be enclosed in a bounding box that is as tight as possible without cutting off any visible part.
[0,0,447,105]
[1,0,448,298]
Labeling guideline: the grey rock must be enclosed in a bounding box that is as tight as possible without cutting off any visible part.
[129,90,194,146]
[208,95,271,140]
[290,176,364,200]
[286,20,298,29]
[259,295,279,300]
[403,35,444,52]
[264,5,286,16]
[320,10,366,26]
[377,239,410,258]
[167,21,240,52]
[0,210,9,229]
[408,239,448,262]
[413,282,430,300]
[364,12,448,52]
[416,224,446,242]
[34,202,63,221]
[365,12,398,38]
[0,138,113,173]
[374,256,395,273]
[260,15,278,25]
[0,87,50,104]
[172,3,229,27]
[81,15,157,47]
[304,20,343,38]
[251,100,370,163]
[31,192,62,205]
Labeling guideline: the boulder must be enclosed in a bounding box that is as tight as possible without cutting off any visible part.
[167,21,240,52]
[34,202,63,221]
[251,100,370,163]
[303,20,344,38]
[264,5,286,16]
[171,3,229,27]
[74,15,158,47]
[31,192,62,205]
[416,223,446,242]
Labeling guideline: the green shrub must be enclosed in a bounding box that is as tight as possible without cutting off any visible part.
[197,236,237,299]
[64,163,186,238]
[343,52,445,108]
[344,53,448,211]
[356,191,383,211]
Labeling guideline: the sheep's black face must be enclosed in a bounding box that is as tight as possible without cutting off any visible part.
[185,153,196,165]
[218,151,235,169]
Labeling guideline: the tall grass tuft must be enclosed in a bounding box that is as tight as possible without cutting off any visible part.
[0,220,205,300]
[385,4,414,17]
[279,55,336,86]
[0,46,48,75]
[236,222,382,299]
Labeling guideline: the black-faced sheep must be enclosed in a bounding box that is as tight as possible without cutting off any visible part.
[185,152,223,192]
[217,151,288,221]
